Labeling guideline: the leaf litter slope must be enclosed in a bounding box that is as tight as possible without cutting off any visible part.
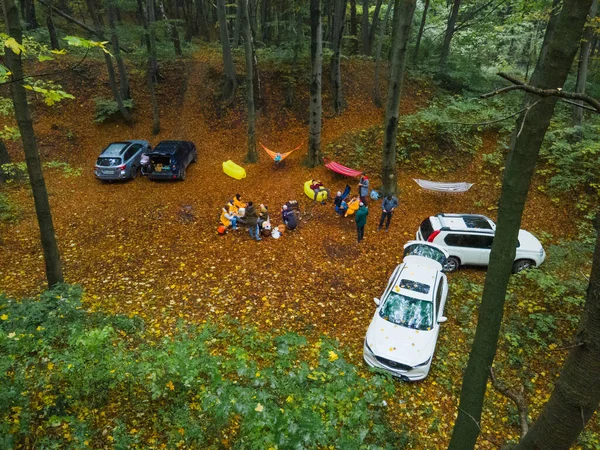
[0,48,578,447]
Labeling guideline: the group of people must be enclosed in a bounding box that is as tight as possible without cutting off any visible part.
[332,173,399,242]
[219,172,399,244]
[219,194,299,241]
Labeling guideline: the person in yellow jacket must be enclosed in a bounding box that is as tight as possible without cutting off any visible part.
[220,208,238,230]
[233,193,246,210]
[345,197,360,217]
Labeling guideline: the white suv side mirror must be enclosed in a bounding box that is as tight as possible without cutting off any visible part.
[374,297,381,306]
[438,316,448,323]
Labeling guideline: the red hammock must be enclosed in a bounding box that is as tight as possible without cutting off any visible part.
[323,158,363,177]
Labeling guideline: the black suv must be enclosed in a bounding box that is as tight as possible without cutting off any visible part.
[147,141,197,181]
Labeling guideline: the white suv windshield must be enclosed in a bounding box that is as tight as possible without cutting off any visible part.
[379,292,433,330]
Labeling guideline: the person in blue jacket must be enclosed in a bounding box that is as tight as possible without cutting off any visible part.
[281,204,297,230]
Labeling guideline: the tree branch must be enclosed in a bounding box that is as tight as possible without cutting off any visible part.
[454,0,508,33]
[37,0,130,53]
[480,72,600,113]
[0,46,90,86]
[490,367,529,438]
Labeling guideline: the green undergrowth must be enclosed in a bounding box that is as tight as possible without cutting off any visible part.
[326,93,517,176]
[0,285,408,449]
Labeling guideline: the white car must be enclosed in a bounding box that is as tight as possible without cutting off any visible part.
[416,213,546,273]
[363,241,449,381]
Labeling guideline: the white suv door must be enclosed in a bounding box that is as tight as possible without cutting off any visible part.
[440,233,482,265]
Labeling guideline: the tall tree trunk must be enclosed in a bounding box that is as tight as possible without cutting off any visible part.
[23,0,39,29]
[46,0,61,50]
[261,0,271,42]
[447,1,593,448]
[2,0,64,288]
[373,0,392,107]
[307,0,323,168]
[367,0,383,55]
[389,0,400,61]
[137,0,160,134]
[241,0,258,163]
[182,0,195,41]
[217,0,238,101]
[350,0,358,53]
[413,0,429,61]
[380,0,415,195]
[439,0,461,71]
[196,0,211,41]
[515,215,600,450]
[233,0,242,46]
[330,0,348,115]
[107,1,131,100]
[159,1,183,56]
[361,0,370,54]
[573,0,598,127]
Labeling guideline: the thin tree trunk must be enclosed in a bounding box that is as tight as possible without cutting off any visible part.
[137,0,160,134]
[159,1,183,56]
[307,0,323,168]
[573,0,598,127]
[373,0,392,107]
[350,0,358,53]
[183,0,195,41]
[233,0,242,46]
[448,1,593,448]
[515,215,600,449]
[380,0,416,195]
[217,0,238,101]
[83,0,132,122]
[2,0,64,288]
[241,0,258,163]
[361,0,370,54]
[107,2,131,100]
[84,0,103,29]
[0,139,10,183]
[261,0,271,42]
[367,0,383,55]
[413,0,429,61]
[330,0,348,115]
[46,0,61,50]
[440,0,461,71]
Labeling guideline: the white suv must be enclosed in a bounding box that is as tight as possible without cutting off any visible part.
[416,214,546,273]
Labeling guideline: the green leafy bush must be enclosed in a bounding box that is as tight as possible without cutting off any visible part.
[0,285,405,449]
[94,97,134,123]
[0,193,20,222]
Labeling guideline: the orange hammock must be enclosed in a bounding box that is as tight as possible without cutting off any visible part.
[260,142,301,162]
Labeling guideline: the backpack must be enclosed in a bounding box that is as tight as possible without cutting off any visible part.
[370,190,380,200]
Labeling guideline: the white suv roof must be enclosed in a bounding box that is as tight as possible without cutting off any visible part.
[435,214,496,232]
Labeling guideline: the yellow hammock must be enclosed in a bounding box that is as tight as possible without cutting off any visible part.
[260,142,301,162]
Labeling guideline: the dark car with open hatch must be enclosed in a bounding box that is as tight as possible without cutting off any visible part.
[147,140,197,181]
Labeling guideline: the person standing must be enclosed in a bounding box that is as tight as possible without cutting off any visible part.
[378,193,399,231]
[358,173,369,205]
[355,202,369,242]
[244,202,261,241]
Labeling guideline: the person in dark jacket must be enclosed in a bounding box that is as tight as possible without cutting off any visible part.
[244,202,261,241]
[355,202,369,242]
[378,193,399,231]
[281,204,297,230]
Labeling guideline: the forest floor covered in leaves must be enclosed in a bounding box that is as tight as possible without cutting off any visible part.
[0,47,584,448]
